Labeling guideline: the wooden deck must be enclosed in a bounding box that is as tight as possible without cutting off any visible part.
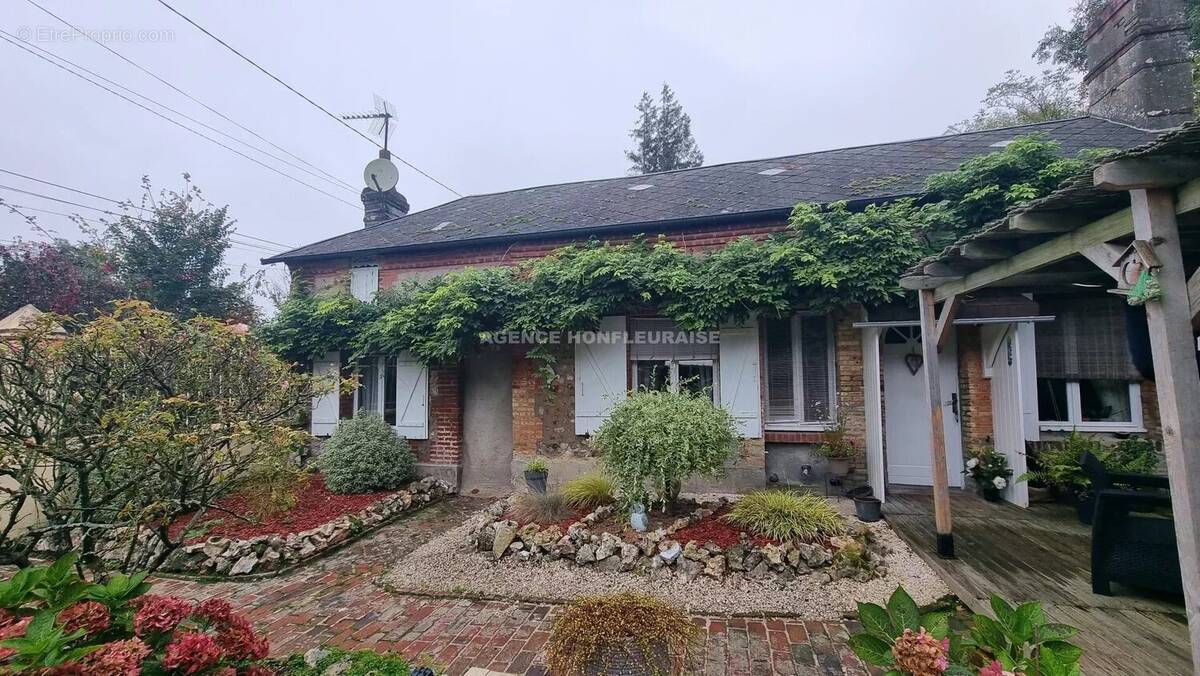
[884,487,1191,676]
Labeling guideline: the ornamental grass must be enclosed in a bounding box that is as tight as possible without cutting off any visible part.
[545,592,700,676]
[561,473,616,510]
[722,490,846,542]
[510,491,572,525]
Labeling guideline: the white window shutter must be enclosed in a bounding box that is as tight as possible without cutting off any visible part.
[574,315,627,435]
[350,266,379,301]
[394,353,428,440]
[719,320,763,438]
[311,351,341,436]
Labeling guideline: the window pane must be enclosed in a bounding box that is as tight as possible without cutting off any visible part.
[1079,379,1132,422]
[800,316,831,421]
[383,357,397,425]
[1037,378,1069,421]
[356,361,379,414]
[678,363,714,401]
[765,319,795,420]
[635,360,670,392]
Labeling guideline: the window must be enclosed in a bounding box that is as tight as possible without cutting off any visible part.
[1035,294,1143,432]
[349,265,379,301]
[352,356,398,425]
[629,318,719,401]
[764,314,834,429]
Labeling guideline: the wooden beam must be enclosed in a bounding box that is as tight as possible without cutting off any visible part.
[1129,188,1200,667]
[1077,243,1123,281]
[1189,267,1200,330]
[1094,156,1200,190]
[933,208,1135,302]
[935,294,960,351]
[960,241,1015,260]
[923,262,968,279]
[1008,211,1091,233]
[900,275,955,290]
[918,288,954,558]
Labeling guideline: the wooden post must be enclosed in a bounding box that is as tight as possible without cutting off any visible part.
[918,288,954,558]
[1129,188,1200,666]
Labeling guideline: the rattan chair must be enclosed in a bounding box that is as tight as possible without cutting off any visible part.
[1080,451,1182,596]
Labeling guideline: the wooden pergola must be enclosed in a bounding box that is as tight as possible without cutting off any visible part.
[900,121,1200,667]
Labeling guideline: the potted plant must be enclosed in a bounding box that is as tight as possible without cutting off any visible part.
[546,592,699,676]
[523,457,550,494]
[964,447,1012,502]
[814,407,856,477]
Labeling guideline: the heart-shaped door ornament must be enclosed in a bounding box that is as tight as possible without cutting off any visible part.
[904,352,924,376]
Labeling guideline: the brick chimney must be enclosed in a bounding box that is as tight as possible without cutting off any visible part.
[361,187,409,228]
[1085,0,1195,129]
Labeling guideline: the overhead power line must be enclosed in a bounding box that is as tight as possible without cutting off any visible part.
[24,0,357,194]
[0,30,361,211]
[155,0,464,198]
[0,167,296,249]
[0,185,287,254]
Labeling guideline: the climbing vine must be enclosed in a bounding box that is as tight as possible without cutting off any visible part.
[258,135,1108,366]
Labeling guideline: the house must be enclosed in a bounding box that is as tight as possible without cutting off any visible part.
[263,0,1182,498]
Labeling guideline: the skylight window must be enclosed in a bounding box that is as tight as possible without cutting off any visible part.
[758,168,786,176]
[989,139,1015,148]
[627,184,654,191]
[431,221,454,231]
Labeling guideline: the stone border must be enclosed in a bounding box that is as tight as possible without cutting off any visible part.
[466,497,889,583]
[104,477,454,579]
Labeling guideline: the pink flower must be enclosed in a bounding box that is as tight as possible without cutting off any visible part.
[58,600,111,637]
[979,661,1025,676]
[193,597,235,625]
[79,638,152,676]
[215,618,269,662]
[133,594,193,636]
[162,632,224,675]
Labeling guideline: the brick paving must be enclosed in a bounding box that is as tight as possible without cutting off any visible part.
[152,496,875,675]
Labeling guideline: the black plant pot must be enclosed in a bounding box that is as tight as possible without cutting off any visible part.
[524,470,548,494]
[585,638,670,676]
[980,485,1003,503]
[854,496,882,522]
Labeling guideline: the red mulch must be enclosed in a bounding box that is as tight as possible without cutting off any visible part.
[167,474,397,544]
[671,509,776,549]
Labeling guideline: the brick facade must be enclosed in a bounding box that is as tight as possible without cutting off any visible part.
[956,326,994,452]
[419,365,462,471]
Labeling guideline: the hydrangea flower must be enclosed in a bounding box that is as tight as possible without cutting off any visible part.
[193,597,234,626]
[133,594,193,636]
[993,476,1008,490]
[891,627,950,676]
[79,638,152,676]
[966,458,979,470]
[979,660,1025,676]
[58,600,111,637]
[215,615,269,661]
[162,632,223,675]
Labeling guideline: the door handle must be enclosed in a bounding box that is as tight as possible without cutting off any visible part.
[945,392,959,421]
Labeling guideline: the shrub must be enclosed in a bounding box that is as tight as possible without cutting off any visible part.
[722,490,846,541]
[849,586,1082,676]
[0,553,270,673]
[1019,432,1161,492]
[562,474,616,510]
[964,447,1012,491]
[524,457,550,473]
[319,414,416,494]
[511,492,571,525]
[277,647,417,675]
[546,592,699,676]
[594,389,738,509]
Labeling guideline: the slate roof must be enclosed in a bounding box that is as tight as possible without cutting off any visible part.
[264,116,1157,264]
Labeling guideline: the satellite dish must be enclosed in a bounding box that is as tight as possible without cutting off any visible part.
[364,157,399,192]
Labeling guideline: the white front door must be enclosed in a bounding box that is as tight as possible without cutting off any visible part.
[882,328,964,487]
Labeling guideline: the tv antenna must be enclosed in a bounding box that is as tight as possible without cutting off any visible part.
[341,94,397,158]
[342,95,400,192]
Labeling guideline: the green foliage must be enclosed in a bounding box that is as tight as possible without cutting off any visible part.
[259,135,1100,366]
[722,490,846,541]
[594,390,737,509]
[318,414,416,494]
[278,647,415,675]
[965,447,1013,490]
[946,69,1083,134]
[813,408,857,460]
[850,587,1082,676]
[511,492,571,525]
[0,610,99,671]
[524,457,550,473]
[626,83,704,174]
[1018,432,1161,491]
[562,474,617,510]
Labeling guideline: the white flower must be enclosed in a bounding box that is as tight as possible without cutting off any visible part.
[966,458,979,470]
[993,476,1008,490]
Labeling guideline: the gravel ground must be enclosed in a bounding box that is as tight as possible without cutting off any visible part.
[381,497,950,618]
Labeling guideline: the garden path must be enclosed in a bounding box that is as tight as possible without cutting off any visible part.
[154,495,877,675]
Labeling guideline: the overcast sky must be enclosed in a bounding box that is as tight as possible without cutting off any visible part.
[1,1,1072,309]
